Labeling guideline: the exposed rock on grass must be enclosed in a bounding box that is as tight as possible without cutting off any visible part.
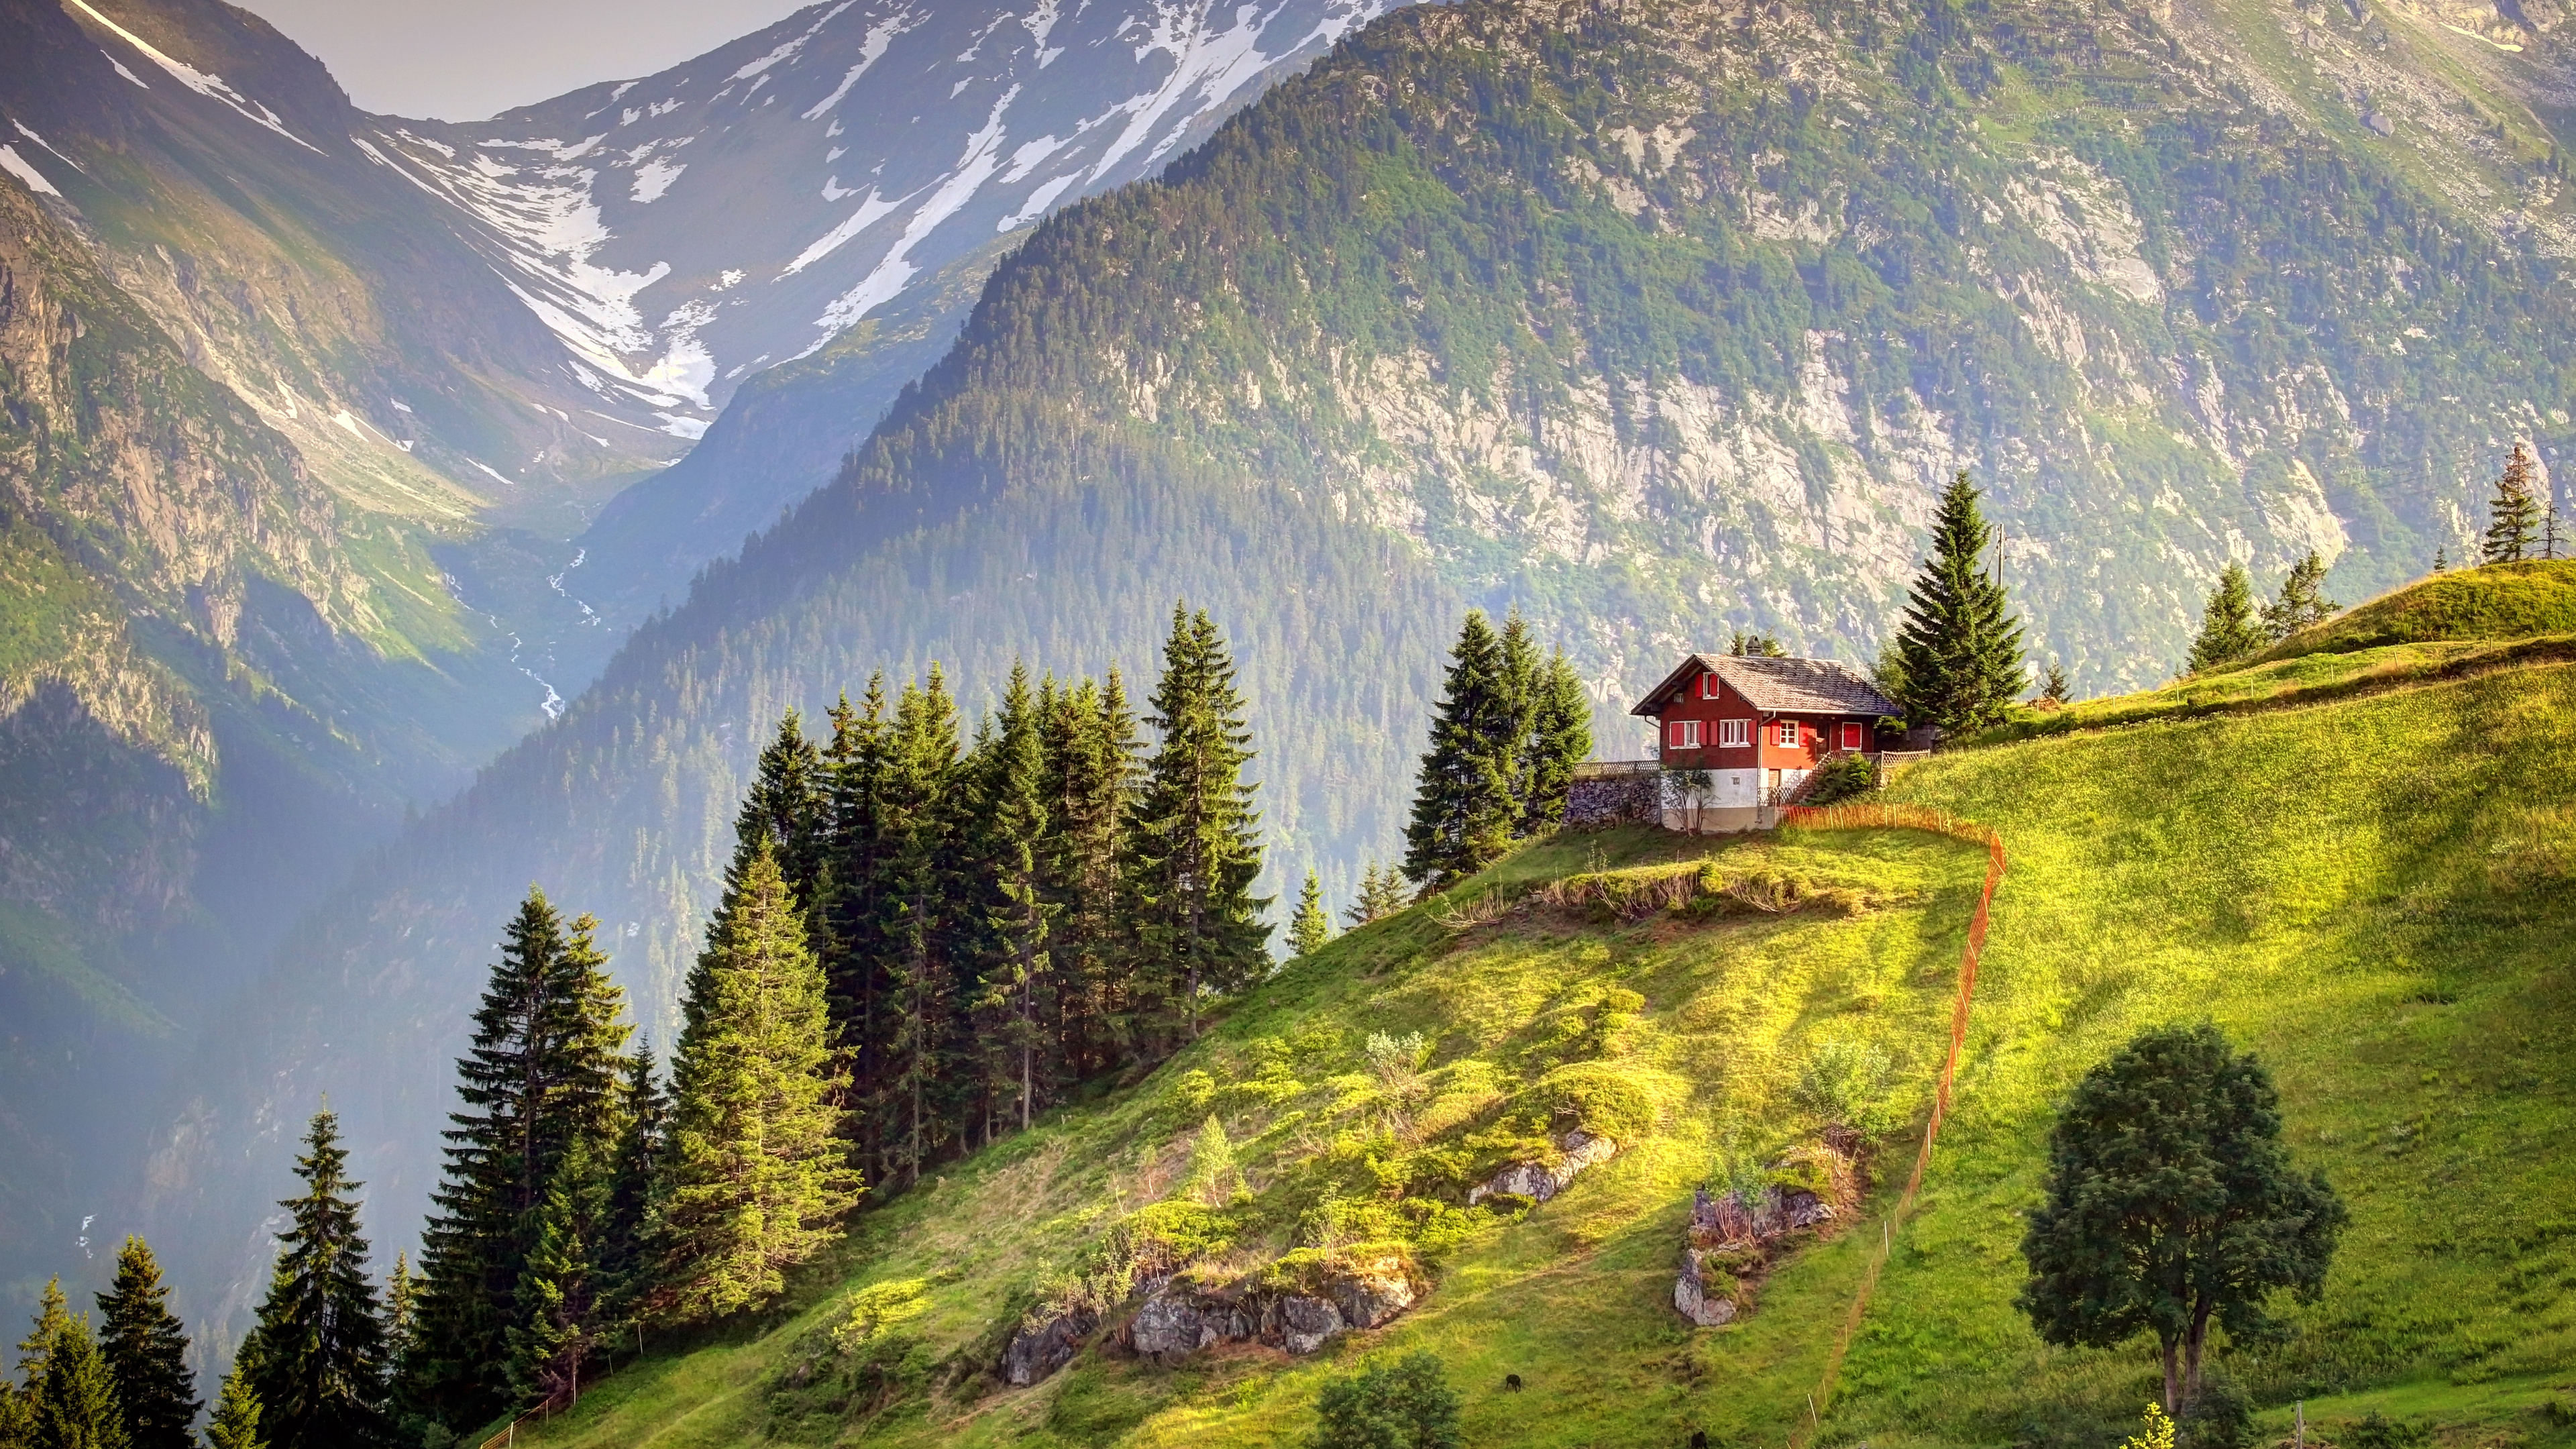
[1467,1128,1619,1205]
[1674,1137,1864,1328]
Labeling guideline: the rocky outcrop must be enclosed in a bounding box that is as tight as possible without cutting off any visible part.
[1673,1138,1863,1327]
[1001,1304,1099,1387]
[1118,1252,1423,1365]
[1468,1129,1619,1206]
[1673,1246,1739,1327]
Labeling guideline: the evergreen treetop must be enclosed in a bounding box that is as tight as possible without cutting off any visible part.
[2485,443,2542,564]
[1891,472,2025,736]
[1346,863,1411,927]
[96,1238,198,1449]
[241,1109,393,1449]
[2186,563,2265,674]
[203,1364,264,1449]
[30,1299,127,1449]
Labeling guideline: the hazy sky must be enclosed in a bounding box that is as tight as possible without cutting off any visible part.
[235,0,816,121]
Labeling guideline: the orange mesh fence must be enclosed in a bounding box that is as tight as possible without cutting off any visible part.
[1776,804,2007,1448]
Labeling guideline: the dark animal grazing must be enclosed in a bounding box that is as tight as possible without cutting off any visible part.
[1504,1373,1523,1391]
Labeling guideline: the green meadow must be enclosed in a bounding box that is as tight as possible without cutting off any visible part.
[522,572,2576,1449]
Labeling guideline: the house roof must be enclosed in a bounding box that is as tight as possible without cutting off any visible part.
[1628,653,1900,718]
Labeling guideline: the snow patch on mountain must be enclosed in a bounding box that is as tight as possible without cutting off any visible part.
[64,0,322,153]
[804,10,926,119]
[377,0,1391,417]
[0,144,62,196]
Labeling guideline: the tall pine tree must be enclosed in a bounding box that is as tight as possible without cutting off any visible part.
[1891,472,2025,737]
[1130,606,1271,1045]
[2186,563,2264,673]
[818,679,892,1169]
[977,665,1059,1135]
[1043,672,1141,1083]
[240,1110,392,1449]
[1521,647,1593,835]
[9,1281,73,1448]
[1403,611,1518,889]
[659,841,861,1319]
[504,1138,609,1410]
[596,1043,665,1322]
[2485,443,2542,563]
[410,893,630,1430]
[95,1239,196,1449]
[32,1303,126,1449]
[873,669,967,1186]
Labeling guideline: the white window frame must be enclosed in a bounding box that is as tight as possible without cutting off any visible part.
[1670,718,1703,749]
[1719,718,1750,748]
[1776,718,1801,748]
[1839,720,1864,751]
[1700,672,1720,700]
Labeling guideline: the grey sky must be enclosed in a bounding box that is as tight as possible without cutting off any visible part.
[234,0,815,121]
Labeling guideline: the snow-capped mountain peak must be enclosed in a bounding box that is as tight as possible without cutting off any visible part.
[368,0,1393,431]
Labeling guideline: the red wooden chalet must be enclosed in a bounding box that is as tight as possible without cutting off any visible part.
[1625,653,1899,831]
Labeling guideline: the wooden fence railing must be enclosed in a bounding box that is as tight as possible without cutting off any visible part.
[1775,804,2007,1449]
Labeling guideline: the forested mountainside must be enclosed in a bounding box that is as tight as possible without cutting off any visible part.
[160,0,2576,1348]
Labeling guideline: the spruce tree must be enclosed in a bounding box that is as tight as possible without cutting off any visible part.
[202,1365,263,1449]
[1519,647,1593,834]
[873,669,967,1185]
[596,1044,665,1320]
[1891,472,2025,736]
[31,1302,127,1449]
[2259,552,2340,641]
[1496,612,1542,824]
[95,1238,197,1449]
[659,841,861,1320]
[978,664,1059,1134]
[411,892,630,1430]
[12,1281,72,1440]
[1402,611,1517,890]
[2043,660,2072,705]
[505,1139,608,1410]
[1288,869,1332,957]
[1044,672,1142,1082]
[240,1109,392,1449]
[2484,443,2542,563]
[818,678,890,1165]
[1131,606,1271,1044]
[2186,564,2264,673]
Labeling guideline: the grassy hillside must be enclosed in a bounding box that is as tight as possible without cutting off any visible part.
[2245,561,2576,665]
[508,655,2576,1449]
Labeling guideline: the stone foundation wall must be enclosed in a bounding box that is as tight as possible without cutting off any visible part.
[1566,769,1659,826]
